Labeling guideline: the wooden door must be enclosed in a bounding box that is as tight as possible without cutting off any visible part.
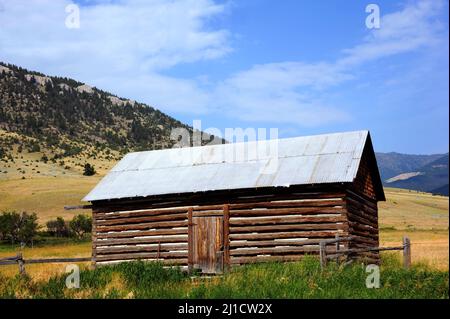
[191,216,224,274]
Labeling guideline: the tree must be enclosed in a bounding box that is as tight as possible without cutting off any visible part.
[69,214,92,239]
[83,163,96,176]
[46,217,69,237]
[18,212,39,245]
[0,211,39,245]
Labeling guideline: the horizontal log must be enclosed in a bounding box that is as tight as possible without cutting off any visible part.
[349,228,379,240]
[348,221,378,234]
[95,235,188,247]
[327,246,402,257]
[97,244,188,254]
[96,228,187,239]
[346,195,377,213]
[192,211,224,217]
[230,207,345,217]
[96,213,187,226]
[231,255,306,265]
[230,230,340,241]
[230,223,345,234]
[230,215,346,226]
[346,210,378,228]
[230,238,325,248]
[96,220,188,232]
[93,187,345,210]
[229,199,345,210]
[346,190,377,208]
[345,200,378,222]
[192,205,226,211]
[95,251,187,262]
[64,205,92,210]
[0,260,18,265]
[230,246,321,256]
[95,207,190,220]
[25,257,92,264]
[349,235,378,246]
[96,258,188,266]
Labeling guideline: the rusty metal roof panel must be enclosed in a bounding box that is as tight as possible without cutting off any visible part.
[83,130,370,201]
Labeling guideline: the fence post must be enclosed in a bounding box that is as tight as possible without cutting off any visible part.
[319,242,327,269]
[17,253,26,276]
[403,236,411,269]
[187,207,193,274]
[335,234,340,264]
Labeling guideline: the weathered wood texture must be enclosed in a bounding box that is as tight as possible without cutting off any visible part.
[228,193,349,265]
[91,181,380,268]
[94,205,191,265]
[345,189,380,262]
[192,216,223,274]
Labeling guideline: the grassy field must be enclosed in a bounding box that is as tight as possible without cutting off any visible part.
[0,176,100,223]
[0,176,448,281]
[379,188,449,270]
[0,255,447,299]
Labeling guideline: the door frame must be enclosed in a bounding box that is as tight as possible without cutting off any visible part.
[188,204,230,274]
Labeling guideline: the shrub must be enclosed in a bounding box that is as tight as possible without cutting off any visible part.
[0,211,39,245]
[46,217,70,237]
[83,163,96,176]
[69,214,92,239]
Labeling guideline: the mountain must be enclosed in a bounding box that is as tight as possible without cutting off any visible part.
[381,153,449,195]
[0,62,219,162]
[375,152,446,181]
[0,62,448,194]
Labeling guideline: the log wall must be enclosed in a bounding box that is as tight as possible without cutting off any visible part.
[227,192,348,265]
[345,189,380,263]
[92,188,356,268]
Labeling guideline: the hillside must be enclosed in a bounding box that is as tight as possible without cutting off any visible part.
[0,62,220,179]
[1,62,220,161]
[375,152,446,181]
[385,154,449,195]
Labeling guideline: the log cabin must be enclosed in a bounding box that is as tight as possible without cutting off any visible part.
[83,130,385,274]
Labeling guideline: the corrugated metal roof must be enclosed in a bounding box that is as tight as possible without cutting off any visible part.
[83,130,373,202]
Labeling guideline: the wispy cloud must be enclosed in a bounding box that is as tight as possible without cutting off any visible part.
[211,0,447,125]
[338,0,446,67]
[0,0,230,74]
[0,0,447,127]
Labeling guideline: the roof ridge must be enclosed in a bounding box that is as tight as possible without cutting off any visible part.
[124,130,369,156]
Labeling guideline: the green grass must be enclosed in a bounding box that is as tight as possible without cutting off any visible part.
[1,254,448,299]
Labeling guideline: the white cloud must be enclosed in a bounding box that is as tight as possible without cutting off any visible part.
[0,0,230,74]
[0,0,447,127]
[209,0,447,125]
[338,0,446,67]
[213,62,352,125]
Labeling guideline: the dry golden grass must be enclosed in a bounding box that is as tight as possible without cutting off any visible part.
[379,188,449,270]
[379,188,449,231]
[0,130,118,180]
[0,173,448,279]
[0,176,101,223]
[0,242,92,280]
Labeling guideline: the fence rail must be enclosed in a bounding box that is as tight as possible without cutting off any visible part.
[0,236,412,275]
[319,235,411,269]
[0,253,91,275]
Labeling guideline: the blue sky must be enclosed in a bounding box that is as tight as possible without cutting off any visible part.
[0,0,448,154]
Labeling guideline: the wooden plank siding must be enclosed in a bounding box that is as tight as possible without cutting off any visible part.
[91,169,381,268]
[228,193,348,265]
[345,147,380,263]
[92,188,355,267]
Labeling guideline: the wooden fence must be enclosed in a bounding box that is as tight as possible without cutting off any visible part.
[0,253,91,276]
[318,235,411,269]
[0,236,412,276]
